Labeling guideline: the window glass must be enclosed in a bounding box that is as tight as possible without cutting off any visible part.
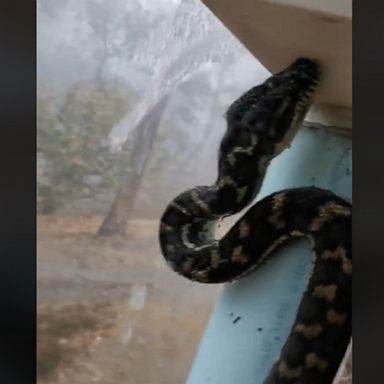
[37,0,269,382]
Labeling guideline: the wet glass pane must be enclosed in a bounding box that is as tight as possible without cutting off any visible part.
[37,0,268,382]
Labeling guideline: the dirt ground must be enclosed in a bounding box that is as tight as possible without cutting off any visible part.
[37,215,221,384]
[37,215,351,384]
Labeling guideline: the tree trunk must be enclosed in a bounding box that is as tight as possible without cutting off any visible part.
[176,89,219,173]
[97,95,170,236]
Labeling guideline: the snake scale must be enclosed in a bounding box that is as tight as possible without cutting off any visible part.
[158,58,351,384]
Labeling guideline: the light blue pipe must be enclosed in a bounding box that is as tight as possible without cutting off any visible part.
[186,124,352,384]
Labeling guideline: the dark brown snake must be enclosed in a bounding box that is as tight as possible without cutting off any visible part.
[158,58,351,384]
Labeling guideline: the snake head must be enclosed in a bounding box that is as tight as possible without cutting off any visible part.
[225,58,321,155]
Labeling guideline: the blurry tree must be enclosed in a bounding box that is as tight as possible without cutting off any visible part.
[97,95,171,236]
[173,73,223,172]
[84,0,163,82]
[37,81,134,213]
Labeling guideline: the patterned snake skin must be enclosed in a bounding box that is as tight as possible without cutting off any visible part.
[158,58,351,384]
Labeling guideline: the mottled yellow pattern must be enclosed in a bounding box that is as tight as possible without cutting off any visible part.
[231,245,249,264]
[310,202,351,231]
[305,353,329,371]
[278,361,302,379]
[267,193,287,230]
[312,284,338,302]
[239,220,250,238]
[294,323,323,338]
[321,246,352,275]
[327,310,347,325]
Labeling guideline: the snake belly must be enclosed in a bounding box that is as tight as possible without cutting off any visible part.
[158,58,351,384]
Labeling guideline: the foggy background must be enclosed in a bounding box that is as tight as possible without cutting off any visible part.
[37,0,271,383]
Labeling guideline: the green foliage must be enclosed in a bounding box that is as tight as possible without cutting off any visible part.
[37,81,134,213]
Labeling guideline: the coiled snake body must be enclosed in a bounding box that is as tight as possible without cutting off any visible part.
[159,58,351,384]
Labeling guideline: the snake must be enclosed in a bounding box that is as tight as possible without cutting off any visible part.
[158,58,351,384]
